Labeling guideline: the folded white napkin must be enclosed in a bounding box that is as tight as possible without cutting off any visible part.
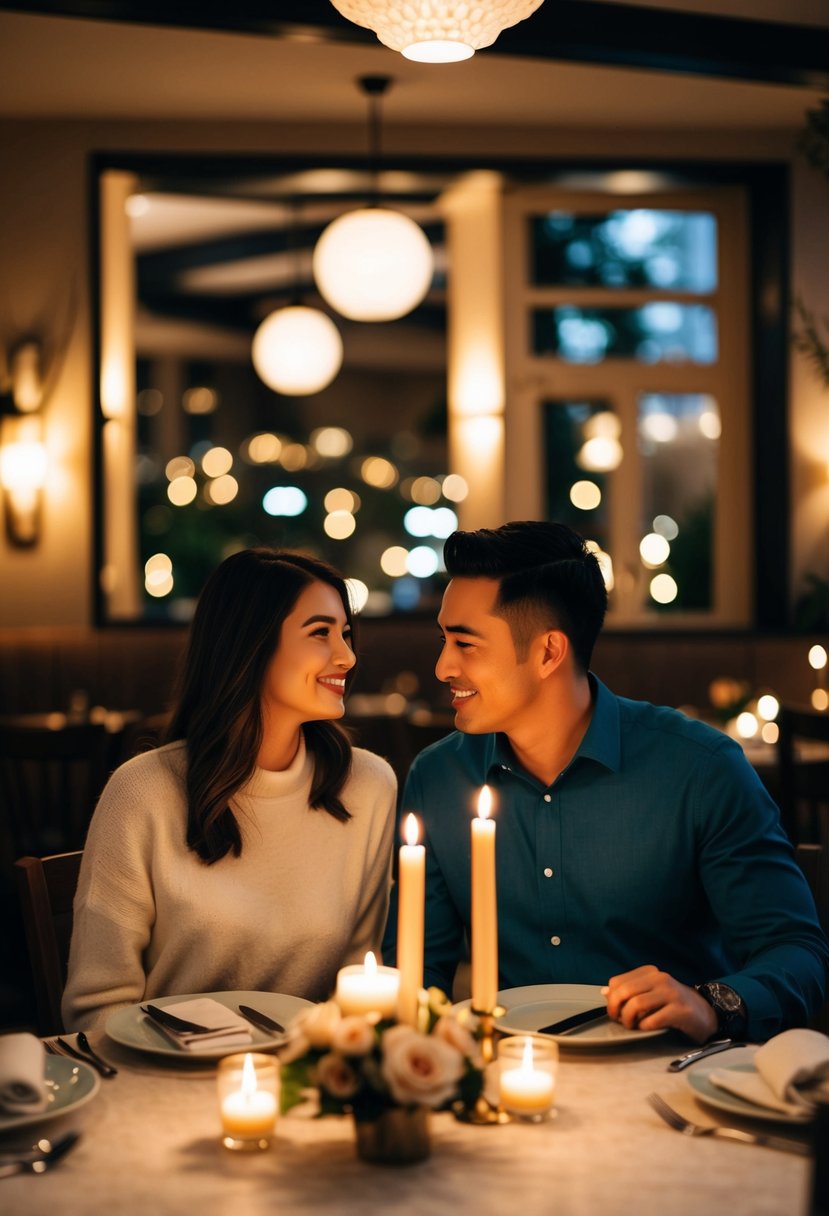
[151,998,253,1052]
[0,1032,48,1115]
[709,1029,829,1115]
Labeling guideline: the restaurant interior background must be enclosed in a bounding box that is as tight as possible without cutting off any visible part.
[0,0,828,1023]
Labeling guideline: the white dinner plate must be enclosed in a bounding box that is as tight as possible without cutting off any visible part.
[457,984,667,1047]
[105,989,313,1060]
[0,1055,100,1134]
[686,1045,813,1125]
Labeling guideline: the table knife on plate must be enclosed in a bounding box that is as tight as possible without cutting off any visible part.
[537,1005,609,1035]
[140,1004,212,1034]
[238,1005,286,1035]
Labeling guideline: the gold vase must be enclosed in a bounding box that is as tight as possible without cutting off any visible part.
[353,1106,431,1165]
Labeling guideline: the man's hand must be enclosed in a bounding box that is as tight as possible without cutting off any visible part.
[603,965,718,1043]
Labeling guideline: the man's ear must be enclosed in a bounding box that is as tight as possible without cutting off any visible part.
[538,629,568,678]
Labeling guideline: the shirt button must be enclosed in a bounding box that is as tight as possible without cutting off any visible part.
[543,794,551,803]
[550,935,561,946]
[543,867,553,878]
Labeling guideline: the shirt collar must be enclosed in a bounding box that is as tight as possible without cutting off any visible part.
[483,672,621,780]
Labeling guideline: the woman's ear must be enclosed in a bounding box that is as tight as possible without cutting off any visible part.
[538,629,569,679]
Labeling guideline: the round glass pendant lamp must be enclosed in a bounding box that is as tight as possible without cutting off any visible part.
[313,208,433,322]
[251,306,343,396]
[329,0,545,62]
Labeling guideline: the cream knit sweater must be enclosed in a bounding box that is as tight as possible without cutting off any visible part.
[62,737,397,1032]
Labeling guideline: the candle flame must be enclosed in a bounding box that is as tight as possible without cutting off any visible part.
[521,1038,535,1072]
[404,812,420,847]
[241,1052,258,1096]
[364,950,377,976]
[477,785,493,820]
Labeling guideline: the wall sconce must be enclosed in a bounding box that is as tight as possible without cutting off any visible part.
[0,412,47,546]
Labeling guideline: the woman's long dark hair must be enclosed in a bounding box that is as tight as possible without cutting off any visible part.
[164,548,356,864]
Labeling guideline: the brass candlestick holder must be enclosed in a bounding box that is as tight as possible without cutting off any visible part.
[454,1005,511,1125]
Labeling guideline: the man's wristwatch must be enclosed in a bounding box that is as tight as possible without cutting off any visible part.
[694,981,748,1040]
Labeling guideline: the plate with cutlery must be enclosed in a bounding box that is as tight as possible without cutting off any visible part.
[0,1055,99,1134]
[456,984,668,1047]
[105,990,312,1059]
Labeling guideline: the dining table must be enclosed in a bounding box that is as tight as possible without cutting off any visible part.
[0,1029,814,1216]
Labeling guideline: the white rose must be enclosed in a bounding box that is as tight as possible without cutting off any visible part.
[332,1015,376,1057]
[292,1000,342,1048]
[315,1052,360,1100]
[381,1025,464,1109]
[432,1014,477,1060]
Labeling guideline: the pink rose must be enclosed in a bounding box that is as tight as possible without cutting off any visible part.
[332,1015,375,1057]
[381,1025,464,1108]
[315,1052,360,1100]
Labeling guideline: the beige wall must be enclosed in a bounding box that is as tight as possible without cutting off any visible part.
[0,117,824,626]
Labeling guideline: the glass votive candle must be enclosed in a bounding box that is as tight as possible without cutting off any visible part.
[217,1052,279,1151]
[497,1035,557,1122]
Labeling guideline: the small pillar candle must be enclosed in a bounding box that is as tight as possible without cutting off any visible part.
[217,1052,279,1151]
[336,951,401,1019]
[397,813,425,1026]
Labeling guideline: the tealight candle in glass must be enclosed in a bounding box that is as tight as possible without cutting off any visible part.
[217,1052,279,1150]
[497,1035,557,1122]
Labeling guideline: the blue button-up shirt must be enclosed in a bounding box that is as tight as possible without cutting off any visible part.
[384,677,828,1040]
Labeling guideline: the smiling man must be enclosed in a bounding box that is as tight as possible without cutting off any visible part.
[384,521,828,1043]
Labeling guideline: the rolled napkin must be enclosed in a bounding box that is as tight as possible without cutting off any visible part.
[709,1029,829,1115]
[146,998,253,1052]
[0,1031,48,1115]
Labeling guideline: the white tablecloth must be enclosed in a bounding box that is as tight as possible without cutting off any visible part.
[0,1036,812,1216]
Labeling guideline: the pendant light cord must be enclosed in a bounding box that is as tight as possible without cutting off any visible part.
[358,75,391,209]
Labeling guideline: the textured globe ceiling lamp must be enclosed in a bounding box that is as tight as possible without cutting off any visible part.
[251,204,344,396]
[328,0,545,63]
[312,76,434,322]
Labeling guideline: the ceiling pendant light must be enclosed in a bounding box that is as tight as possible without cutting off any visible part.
[252,205,343,396]
[312,76,433,322]
[252,306,343,396]
[329,0,545,63]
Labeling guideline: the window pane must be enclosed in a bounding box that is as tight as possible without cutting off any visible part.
[530,209,717,292]
[543,399,616,587]
[638,393,719,613]
[532,304,717,364]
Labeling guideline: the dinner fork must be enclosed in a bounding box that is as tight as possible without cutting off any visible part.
[647,1092,810,1155]
[0,1129,81,1179]
[43,1035,116,1078]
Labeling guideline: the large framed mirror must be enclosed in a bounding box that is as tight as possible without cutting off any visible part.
[93,153,787,628]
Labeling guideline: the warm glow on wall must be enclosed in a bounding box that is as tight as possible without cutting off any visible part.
[0,414,47,546]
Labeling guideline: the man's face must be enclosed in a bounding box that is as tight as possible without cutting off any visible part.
[435,576,544,736]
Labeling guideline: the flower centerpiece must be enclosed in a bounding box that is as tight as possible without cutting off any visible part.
[279,988,485,1164]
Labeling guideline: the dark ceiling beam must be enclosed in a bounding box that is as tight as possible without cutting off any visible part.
[3,0,829,90]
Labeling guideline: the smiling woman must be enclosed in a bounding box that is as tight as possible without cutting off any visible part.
[61,546,398,1033]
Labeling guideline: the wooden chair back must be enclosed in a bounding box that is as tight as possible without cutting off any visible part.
[795,842,829,1034]
[0,720,109,863]
[14,851,83,1035]
[777,706,829,844]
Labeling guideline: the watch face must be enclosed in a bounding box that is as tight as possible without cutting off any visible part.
[705,983,743,1012]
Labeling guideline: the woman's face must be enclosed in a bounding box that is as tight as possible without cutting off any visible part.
[260,579,356,728]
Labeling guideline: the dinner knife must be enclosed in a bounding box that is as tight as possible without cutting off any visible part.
[537,1005,609,1035]
[140,1004,213,1034]
[238,1005,286,1035]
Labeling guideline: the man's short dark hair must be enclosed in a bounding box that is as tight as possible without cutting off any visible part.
[442,521,608,673]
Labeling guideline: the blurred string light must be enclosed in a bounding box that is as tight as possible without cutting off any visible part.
[201,446,233,477]
[569,480,601,510]
[407,546,439,578]
[325,487,361,513]
[441,473,468,502]
[404,506,458,538]
[182,386,218,415]
[205,475,238,505]
[735,711,759,740]
[262,486,307,517]
[808,645,828,670]
[243,433,283,464]
[380,546,409,577]
[577,411,623,472]
[653,514,679,541]
[639,532,670,568]
[167,476,197,506]
[312,427,353,458]
[166,456,194,481]
[280,443,308,472]
[361,456,398,488]
[639,410,678,443]
[144,552,173,598]
[649,573,678,604]
[324,510,357,540]
[756,694,780,721]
